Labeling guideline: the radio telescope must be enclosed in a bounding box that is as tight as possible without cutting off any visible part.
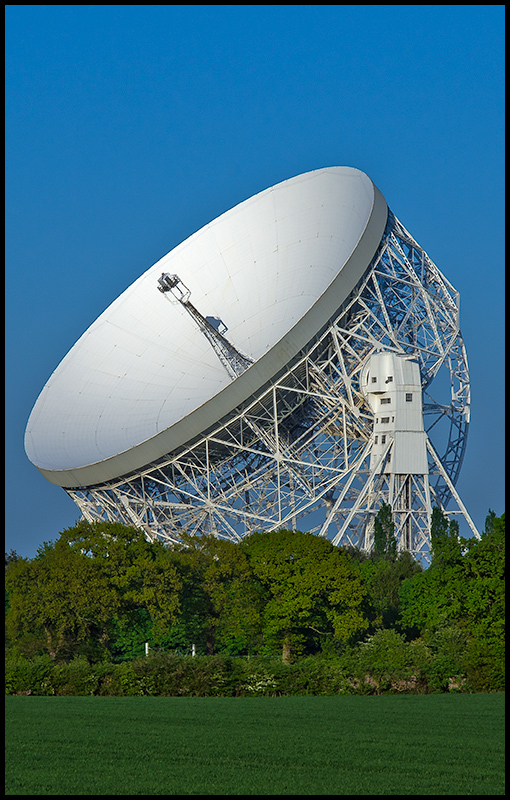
[25,167,480,562]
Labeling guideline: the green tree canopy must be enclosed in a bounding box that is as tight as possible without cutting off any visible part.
[5,521,181,660]
[358,550,422,631]
[241,529,368,663]
[5,511,503,687]
[398,510,504,671]
[373,502,397,561]
[170,534,263,655]
[430,507,463,566]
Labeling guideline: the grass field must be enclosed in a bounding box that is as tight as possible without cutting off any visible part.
[5,694,505,795]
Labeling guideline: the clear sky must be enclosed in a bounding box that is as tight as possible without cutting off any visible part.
[6,5,504,558]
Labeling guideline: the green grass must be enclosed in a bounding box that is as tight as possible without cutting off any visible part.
[5,694,504,795]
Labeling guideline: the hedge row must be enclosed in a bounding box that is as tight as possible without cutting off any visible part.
[5,650,480,697]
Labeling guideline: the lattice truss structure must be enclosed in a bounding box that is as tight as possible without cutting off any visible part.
[68,211,478,562]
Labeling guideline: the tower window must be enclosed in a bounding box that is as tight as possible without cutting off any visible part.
[374,436,378,444]
[406,393,413,402]
[381,417,390,423]
[381,397,391,405]
[386,376,393,383]
[381,435,386,444]
[371,377,377,383]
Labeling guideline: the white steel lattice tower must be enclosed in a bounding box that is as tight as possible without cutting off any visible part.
[25,168,480,562]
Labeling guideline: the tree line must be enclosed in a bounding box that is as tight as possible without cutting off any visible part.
[5,507,504,691]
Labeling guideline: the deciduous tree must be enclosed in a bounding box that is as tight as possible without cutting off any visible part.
[171,534,262,655]
[5,521,182,659]
[242,530,368,663]
[373,502,397,561]
[399,510,505,690]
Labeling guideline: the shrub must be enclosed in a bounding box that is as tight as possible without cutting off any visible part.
[51,656,108,696]
[4,647,503,696]
[464,639,505,693]
[5,653,55,696]
[346,629,432,694]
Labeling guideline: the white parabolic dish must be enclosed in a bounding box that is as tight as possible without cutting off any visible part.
[25,167,388,488]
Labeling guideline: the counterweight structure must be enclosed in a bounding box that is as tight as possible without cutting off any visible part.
[25,168,480,563]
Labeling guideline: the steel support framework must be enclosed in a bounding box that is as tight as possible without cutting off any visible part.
[67,211,479,562]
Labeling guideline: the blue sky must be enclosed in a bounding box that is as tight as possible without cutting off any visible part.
[6,5,504,558]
